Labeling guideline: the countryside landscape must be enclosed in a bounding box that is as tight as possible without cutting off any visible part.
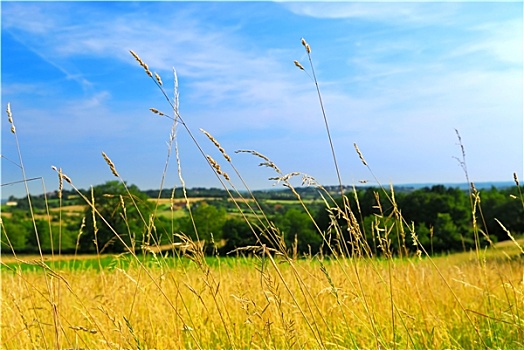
[2,2,523,349]
[2,50,524,349]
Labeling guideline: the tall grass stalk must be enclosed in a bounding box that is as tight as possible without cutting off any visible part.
[4,104,68,348]
[296,39,344,197]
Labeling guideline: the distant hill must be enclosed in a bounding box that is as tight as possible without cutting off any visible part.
[393,181,515,191]
[2,181,518,203]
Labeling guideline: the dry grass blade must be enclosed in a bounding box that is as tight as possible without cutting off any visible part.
[296,38,343,195]
[495,218,524,255]
[512,172,524,210]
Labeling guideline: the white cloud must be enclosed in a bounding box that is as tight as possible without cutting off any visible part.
[3,2,306,120]
[281,2,460,24]
[446,19,523,65]
[2,2,59,34]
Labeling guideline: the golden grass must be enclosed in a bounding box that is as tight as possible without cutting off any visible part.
[1,255,522,349]
[48,205,86,213]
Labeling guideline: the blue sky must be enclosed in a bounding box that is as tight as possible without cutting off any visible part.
[1,1,522,199]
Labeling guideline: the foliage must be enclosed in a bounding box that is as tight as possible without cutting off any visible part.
[176,201,227,242]
[274,208,321,254]
[1,211,32,252]
[3,184,524,256]
[79,181,153,254]
[220,218,257,254]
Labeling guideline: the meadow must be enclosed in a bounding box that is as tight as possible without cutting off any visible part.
[2,39,523,349]
[1,247,523,349]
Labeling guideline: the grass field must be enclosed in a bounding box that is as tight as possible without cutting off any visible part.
[1,244,523,349]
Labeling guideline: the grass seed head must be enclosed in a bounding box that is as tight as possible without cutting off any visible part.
[236,149,270,162]
[235,149,283,174]
[154,72,163,86]
[58,167,63,198]
[206,155,221,172]
[6,102,15,133]
[150,108,166,116]
[354,143,368,166]
[129,50,153,77]
[101,152,120,177]
[207,154,231,181]
[201,129,232,162]
[301,38,311,53]
[513,172,519,187]
[6,103,13,124]
[294,60,305,70]
[51,166,65,194]
[129,50,141,63]
[62,173,72,184]
[201,129,221,148]
[144,64,153,77]
[259,161,282,175]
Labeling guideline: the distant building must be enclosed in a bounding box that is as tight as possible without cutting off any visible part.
[6,201,18,206]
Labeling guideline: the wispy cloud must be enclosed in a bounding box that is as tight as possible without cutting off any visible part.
[3,2,311,128]
[445,19,523,65]
[281,2,461,24]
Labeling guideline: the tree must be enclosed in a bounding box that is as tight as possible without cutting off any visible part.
[479,187,524,242]
[433,213,465,252]
[1,211,32,253]
[220,218,257,254]
[177,201,227,242]
[25,219,52,252]
[275,208,321,255]
[79,181,153,253]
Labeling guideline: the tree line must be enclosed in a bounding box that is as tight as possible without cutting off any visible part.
[2,181,523,256]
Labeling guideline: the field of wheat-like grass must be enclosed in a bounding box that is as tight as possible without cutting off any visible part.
[1,252,523,349]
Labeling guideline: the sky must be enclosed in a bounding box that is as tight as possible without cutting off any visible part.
[1,1,523,199]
